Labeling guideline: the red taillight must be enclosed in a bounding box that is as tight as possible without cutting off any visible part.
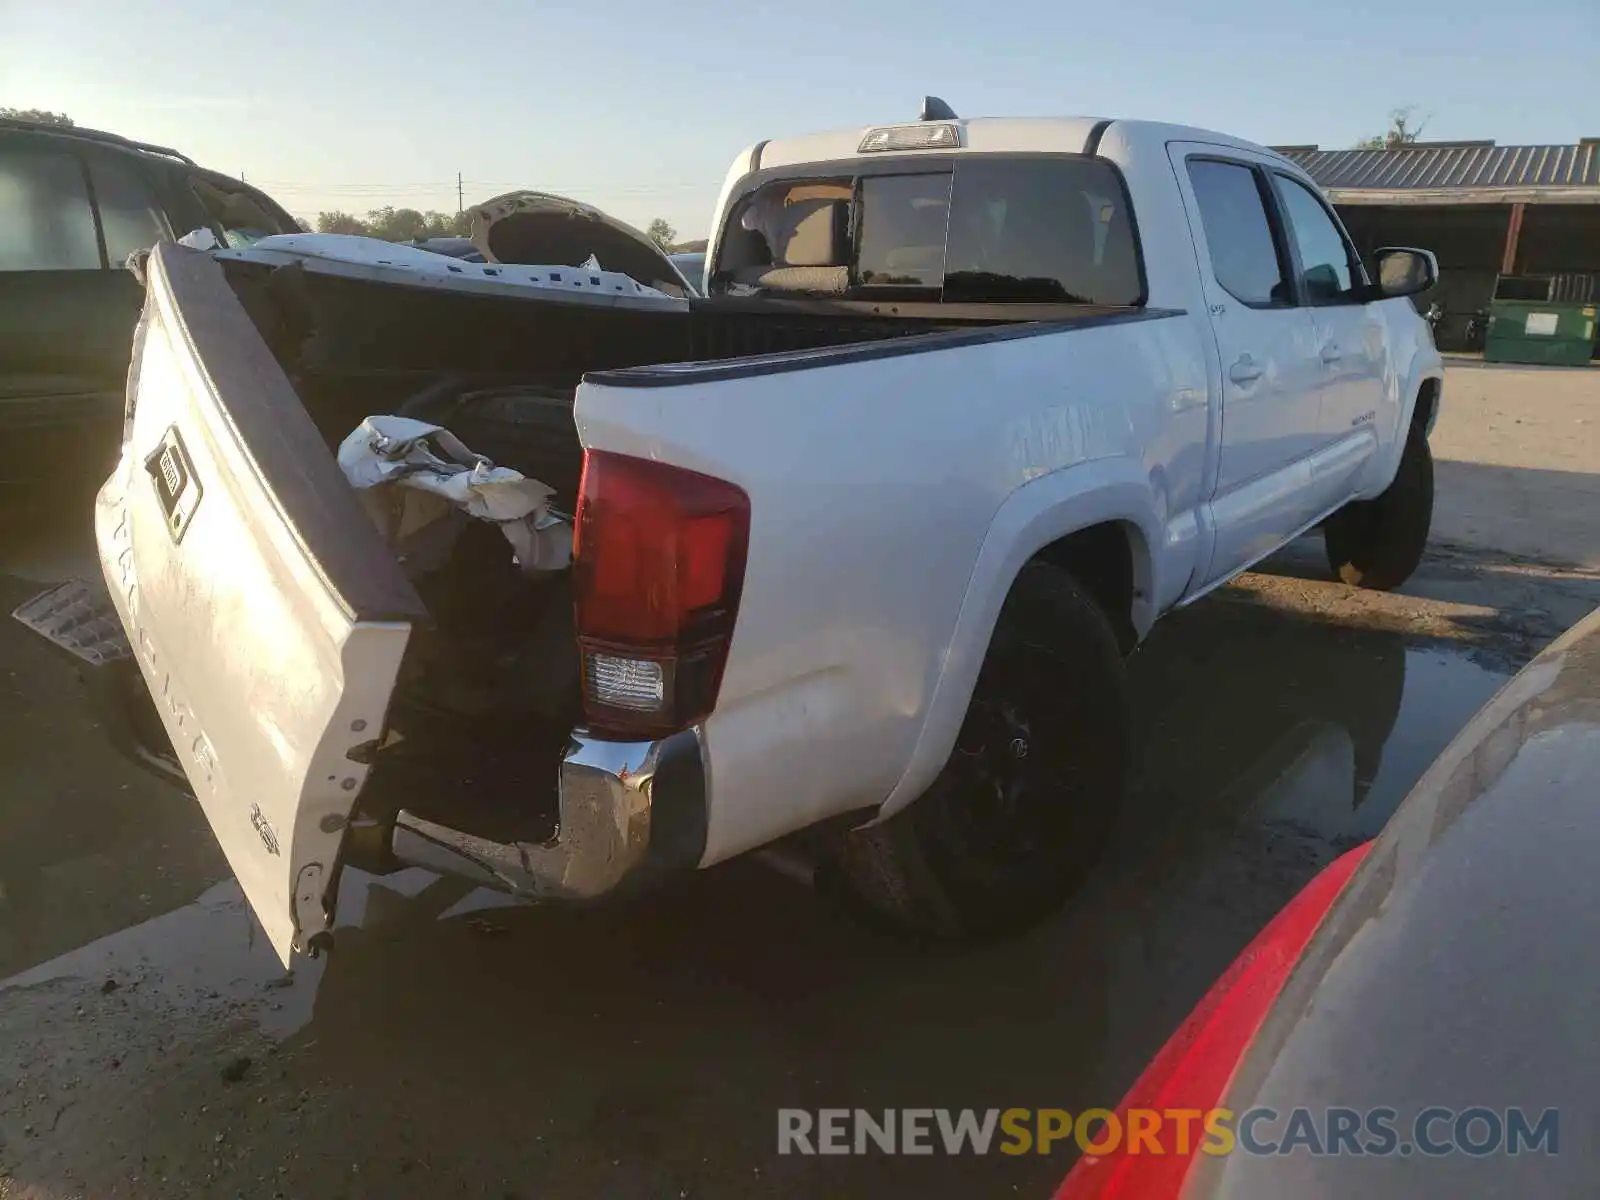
[573,450,750,739]
[1055,840,1373,1200]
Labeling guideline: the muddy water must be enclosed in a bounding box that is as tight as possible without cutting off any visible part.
[0,503,1518,1199]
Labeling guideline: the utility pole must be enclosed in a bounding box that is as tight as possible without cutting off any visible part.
[457,172,464,215]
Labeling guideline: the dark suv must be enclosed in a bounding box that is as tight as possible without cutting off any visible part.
[0,119,300,481]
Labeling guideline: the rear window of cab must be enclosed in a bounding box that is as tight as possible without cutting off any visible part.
[714,155,1144,307]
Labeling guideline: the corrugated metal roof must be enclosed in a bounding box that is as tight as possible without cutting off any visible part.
[1279,142,1600,191]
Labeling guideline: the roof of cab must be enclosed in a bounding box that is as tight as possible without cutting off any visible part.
[754,115,1293,172]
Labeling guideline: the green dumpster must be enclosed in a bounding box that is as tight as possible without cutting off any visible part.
[1483,300,1597,367]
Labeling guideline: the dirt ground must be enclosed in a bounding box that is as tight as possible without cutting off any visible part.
[1430,356,1600,570]
[0,361,1596,1200]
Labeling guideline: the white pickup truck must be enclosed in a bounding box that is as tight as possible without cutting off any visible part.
[17,107,1443,965]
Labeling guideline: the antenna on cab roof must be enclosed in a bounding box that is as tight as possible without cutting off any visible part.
[920,96,958,121]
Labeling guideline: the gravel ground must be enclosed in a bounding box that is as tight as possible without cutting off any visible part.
[0,361,1596,1199]
[1429,356,1600,570]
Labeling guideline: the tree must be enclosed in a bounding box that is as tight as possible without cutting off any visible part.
[1355,107,1428,150]
[423,210,473,239]
[646,217,676,250]
[314,207,472,240]
[364,207,429,242]
[315,210,368,235]
[0,107,74,127]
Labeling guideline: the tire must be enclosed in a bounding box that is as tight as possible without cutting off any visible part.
[826,563,1130,939]
[1323,425,1434,591]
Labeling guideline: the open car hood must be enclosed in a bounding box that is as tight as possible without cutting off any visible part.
[469,191,689,297]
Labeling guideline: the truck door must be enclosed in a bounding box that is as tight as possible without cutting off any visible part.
[0,130,148,461]
[1167,145,1328,583]
[1267,169,1389,495]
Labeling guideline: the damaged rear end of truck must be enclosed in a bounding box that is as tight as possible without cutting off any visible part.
[25,233,1018,966]
[19,123,1196,962]
[62,243,735,966]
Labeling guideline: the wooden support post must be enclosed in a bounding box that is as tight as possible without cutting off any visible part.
[1501,202,1526,276]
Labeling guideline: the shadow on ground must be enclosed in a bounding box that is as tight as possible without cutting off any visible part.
[0,538,1515,1198]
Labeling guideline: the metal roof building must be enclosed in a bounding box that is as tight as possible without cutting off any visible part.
[1272,139,1600,351]
[1280,141,1600,202]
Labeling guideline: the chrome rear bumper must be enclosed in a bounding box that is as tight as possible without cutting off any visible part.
[17,575,710,905]
[388,728,708,900]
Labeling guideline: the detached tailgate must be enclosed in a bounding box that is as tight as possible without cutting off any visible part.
[99,242,427,964]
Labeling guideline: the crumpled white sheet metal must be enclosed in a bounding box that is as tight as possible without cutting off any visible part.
[177,227,221,251]
[337,415,572,574]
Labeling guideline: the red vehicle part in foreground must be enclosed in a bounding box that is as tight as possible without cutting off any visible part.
[1055,840,1374,1200]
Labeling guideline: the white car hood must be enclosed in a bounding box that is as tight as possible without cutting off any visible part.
[469,191,691,297]
[215,233,687,311]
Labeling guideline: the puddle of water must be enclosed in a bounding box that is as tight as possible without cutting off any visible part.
[1232,647,1509,843]
[1349,647,1508,838]
[1126,601,1512,846]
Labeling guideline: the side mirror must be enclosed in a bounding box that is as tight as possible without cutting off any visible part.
[1372,247,1438,300]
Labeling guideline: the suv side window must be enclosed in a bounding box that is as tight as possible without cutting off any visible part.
[1273,174,1365,304]
[88,153,169,267]
[1185,158,1288,307]
[0,143,102,271]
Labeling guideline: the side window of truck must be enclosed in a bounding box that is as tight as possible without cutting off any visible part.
[0,141,103,271]
[1272,173,1366,304]
[1184,159,1289,307]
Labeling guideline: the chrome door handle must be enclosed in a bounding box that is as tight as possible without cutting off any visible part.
[1229,356,1263,384]
[1320,343,1343,365]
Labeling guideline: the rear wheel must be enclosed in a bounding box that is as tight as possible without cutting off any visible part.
[826,563,1129,939]
[1324,425,1434,591]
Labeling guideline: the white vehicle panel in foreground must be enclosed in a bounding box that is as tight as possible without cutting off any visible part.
[99,245,424,965]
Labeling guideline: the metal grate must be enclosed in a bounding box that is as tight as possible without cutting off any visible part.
[12,578,133,666]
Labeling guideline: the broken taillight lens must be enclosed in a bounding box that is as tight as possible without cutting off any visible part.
[573,450,750,739]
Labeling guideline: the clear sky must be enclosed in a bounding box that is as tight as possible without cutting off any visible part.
[5,0,1597,239]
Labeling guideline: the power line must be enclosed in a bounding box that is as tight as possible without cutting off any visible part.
[247,179,705,195]
[245,178,465,188]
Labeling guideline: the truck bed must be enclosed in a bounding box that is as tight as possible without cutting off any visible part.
[220,257,1145,456]
[221,258,1007,436]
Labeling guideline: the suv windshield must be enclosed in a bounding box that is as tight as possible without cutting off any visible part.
[716,155,1142,306]
[190,173,301,248]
